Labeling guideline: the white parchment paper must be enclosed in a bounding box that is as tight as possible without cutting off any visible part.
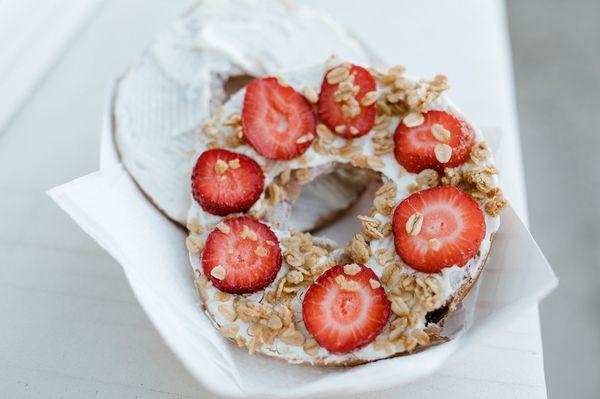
[48,116,557,398]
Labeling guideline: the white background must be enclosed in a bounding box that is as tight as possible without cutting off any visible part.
[0,0,550,398]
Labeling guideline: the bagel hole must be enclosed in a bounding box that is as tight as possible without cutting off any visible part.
[224,74,254,99]
[210,74,255,114]
[287,164,382,245]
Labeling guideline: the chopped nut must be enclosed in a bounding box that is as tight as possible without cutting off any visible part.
[403,111,424,127]
[236,299,274,324]
[295,168,311,182]
[361,90,378,106]
[279,169,291,185]
[441,167,462,186]
[405,213,423,236]
[390,296,410,316]
[267,182,286,204]
[228,158,240,169]
[214,159,229,174]
[369,278,381,289]
[335,275,360,291]
[247,324,263,354]
[372,197,394,214]
[210,265,226,280]
[247,202,267,220]
[375,182,397,197]
[464,166,498,193]
[374,249,394,265]
[202,121,221,137]
[302,86,319,103]
[416,169,439,187]
[326,65,350,85]
[186,234,204,254]
[303,338,320,355]
[217,303,237,322]
[348,233,370,263]
[296,133,314,144]
[374,337,393,353]
[240,225,258,241]
[267,314,283,331]
[214,291,231,302]
[412,329,430,346]
[234,335,247,347]
[373,182,397,215]
[431,123,451,142]
[276,76,287,87]
[374,114,391,131]
[284,248,304,267]
[380,263,397,284]
[358,215,385,240]
[316,123,335,144]
[485,192,507,216]
[262,326,277,345]
[278,304,294,327]
[389,64,407,75]
[389,317,408,341]
[343,263,361,276]
[335,125,347,134]
[404,334,418,352]
[216,222,231,234]
[186,218,202,234]
[434,143,452,163]
[279,327,305,346]
[286,270,304,284]
[470,141,491,164]
[392,316,409,335]
[219,323,239,338]
[223,114,242,127]
[254,245,268,257]
[407,182,419,193]
[381,221,393,237]
[372,129,394,155]
[429,238,441,251]
[195,273,210,290]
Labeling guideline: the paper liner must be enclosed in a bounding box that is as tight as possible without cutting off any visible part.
[49,114,557,397]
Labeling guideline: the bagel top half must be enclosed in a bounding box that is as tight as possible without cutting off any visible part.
[113,0,369,225]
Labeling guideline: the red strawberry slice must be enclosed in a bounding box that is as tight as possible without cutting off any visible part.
[394,110,475,173]
[191,148,264,216]
[201,216,282,294]
[317,64,377,138]
[242,77,316,160]
[302,264,390,354]
[392,186,486,273]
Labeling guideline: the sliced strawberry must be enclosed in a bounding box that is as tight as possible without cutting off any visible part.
[201,216,282,294]
[392,186,486,273]
[394,110,475,173]
[191,148,264,216]
[302,264,390,354]
[242,77,316,160]
[317,64,376,138]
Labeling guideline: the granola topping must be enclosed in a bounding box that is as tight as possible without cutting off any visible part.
[434,143,452,163]
[405,213,423,236]
[188,61,503,363]
[210,265,226,280]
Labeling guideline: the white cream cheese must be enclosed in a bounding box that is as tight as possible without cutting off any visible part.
[187,62,501,365]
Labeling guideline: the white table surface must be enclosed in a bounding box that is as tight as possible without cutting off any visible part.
[0,0,547,398]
